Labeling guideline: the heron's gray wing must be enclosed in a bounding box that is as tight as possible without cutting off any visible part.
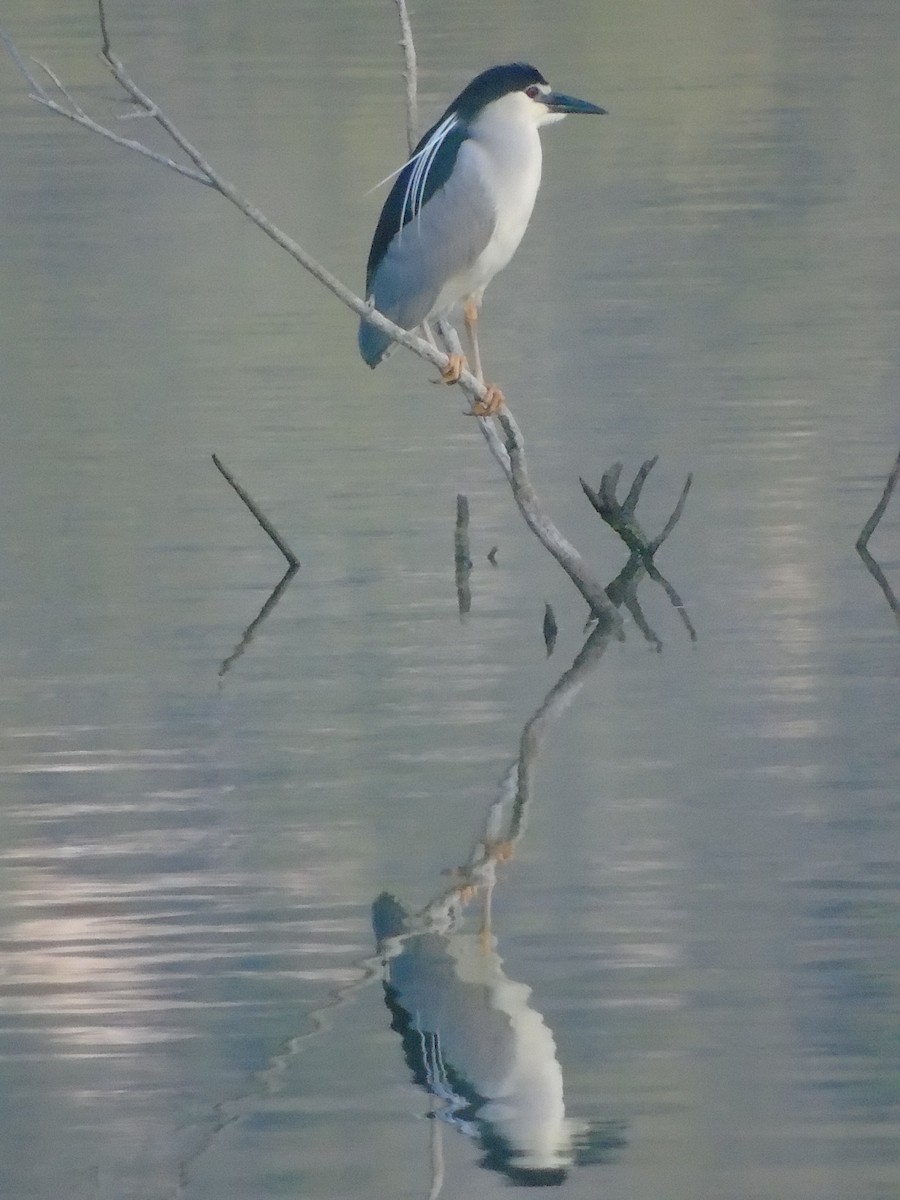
[367,139,497,333]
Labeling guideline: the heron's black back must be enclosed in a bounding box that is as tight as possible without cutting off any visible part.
[365,123,468,289]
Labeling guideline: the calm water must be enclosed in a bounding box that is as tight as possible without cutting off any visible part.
[1,1,898,1198]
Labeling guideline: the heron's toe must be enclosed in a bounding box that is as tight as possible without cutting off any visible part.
[468,385,505,417]
[436,352,466,385]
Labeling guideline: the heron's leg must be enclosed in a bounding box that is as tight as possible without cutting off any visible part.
[460,298,505,415]
[479,881,494,954]
[463,297,484,383]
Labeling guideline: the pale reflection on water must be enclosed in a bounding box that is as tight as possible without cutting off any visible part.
[1,0,899,1197]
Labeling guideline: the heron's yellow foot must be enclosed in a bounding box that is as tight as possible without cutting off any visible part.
[436,353,466,385]
[468,385,505,417]
[494,839,515,863]
[481,837,515,863]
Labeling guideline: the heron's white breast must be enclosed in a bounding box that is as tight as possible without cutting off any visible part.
[433,92,544,314]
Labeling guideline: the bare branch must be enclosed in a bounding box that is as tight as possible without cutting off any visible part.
[32,92,214,182]
[581,467,648,558]
[394,0,419,154]
[0,23,51,100]
[438,314,618,625]
[648,472,693,555]
[499,414,620,624]
[581,461,696,641]
[97,0,113,55]
[30,55,87,116]
[622,454,657,513]
[212,453,300,569]
[0,21,213,182]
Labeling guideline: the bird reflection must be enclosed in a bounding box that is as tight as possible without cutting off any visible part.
[374,892,625,1187]
[372,622,626,1189]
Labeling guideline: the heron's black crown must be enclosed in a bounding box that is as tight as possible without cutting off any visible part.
[439,63,548,124]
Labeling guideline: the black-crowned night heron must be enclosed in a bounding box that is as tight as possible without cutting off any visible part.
[359,63,606,415]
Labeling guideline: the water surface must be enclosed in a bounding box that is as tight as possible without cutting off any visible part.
[1,1,898,1197]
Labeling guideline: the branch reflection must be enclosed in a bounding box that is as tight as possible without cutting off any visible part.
[218,563,298,677]
[373,618,628,1190]
[856,448,900,624]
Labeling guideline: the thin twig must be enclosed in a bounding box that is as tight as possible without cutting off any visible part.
[0,24,51,100]
[31,55,87,116]
[394,0,419,154]
[600,462,622,507]
[212,453,300,568]
[0,23,210,181]
[648,472,693,555]
[622,455,657,514]
[38,92,215,182]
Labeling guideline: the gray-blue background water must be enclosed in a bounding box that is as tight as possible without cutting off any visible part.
[1,1,898,1197]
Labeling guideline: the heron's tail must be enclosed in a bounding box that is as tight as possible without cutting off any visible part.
[358,316,394,368]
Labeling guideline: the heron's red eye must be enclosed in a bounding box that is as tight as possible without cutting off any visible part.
[525,85,541,99]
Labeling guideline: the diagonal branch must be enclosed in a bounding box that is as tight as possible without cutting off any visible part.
[500,415,621,625]
[211,453,299,569]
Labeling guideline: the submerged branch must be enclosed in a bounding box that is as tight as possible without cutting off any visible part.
[582,459,696,641]
[454,494,472,616]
